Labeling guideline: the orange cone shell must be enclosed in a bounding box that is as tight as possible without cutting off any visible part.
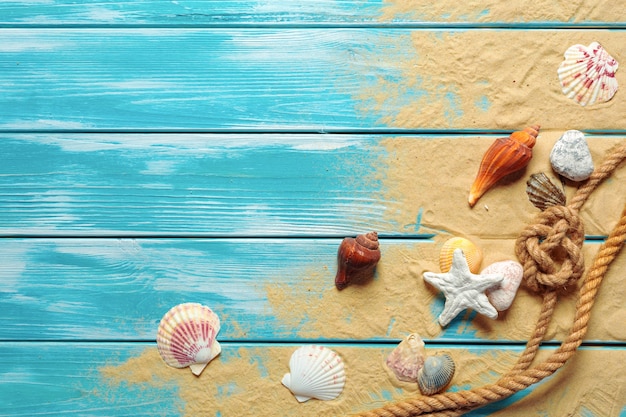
[468,125,539,207]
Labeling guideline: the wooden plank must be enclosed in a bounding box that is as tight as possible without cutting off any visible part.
[1,0,624,26]
[0,29,624,132]
[1,237,624,343]
[0,133,394,237]
[1,342,624,416]
[2,133,624,237]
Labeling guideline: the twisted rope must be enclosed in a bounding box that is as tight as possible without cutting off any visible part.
[356,141,626,417]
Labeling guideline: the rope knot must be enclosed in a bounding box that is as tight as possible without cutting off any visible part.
[515,205,585,292]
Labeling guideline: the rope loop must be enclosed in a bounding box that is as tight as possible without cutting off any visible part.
[515,205,585,292]
[356,142,626,417]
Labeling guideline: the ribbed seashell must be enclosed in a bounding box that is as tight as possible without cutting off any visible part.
[468,125,540,207]
[439,237,482,274]
[156,303,221,376]
[526,173,566,211]
[558,42,618,107]
[417,353,456,395]
[281,345,346,403]
[385,333,426,382]
[335,231,381,290]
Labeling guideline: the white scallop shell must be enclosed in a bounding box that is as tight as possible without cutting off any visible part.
[385,333,426,382]
[558,42,618,106]
[281,345,346,402]
[417,353,455,395]
[156,302,221,376]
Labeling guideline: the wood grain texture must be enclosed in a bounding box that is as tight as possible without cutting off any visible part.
[0,133,392,237]
[1,237,624,343]
[2,134,624,237]
[0,237,437,341]
[1,342,624,417]
[1,29,624,132]
[1,0,625,26]
[2,2,625,416]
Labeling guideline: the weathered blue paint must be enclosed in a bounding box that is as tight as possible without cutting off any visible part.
[0,29,382,131]
[0,238,437,341]
[1,2,624,415]
[3,134,622,237]
[1,29,623,132]
[2,342,623,416]
[0,134,403,237]
[0,342,183,417]
[1,1,623,26]
[475,95,491,112]
[0,237,617,344]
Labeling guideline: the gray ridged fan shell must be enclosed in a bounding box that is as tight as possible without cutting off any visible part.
[417,353,455,395]
[526,173,566,211]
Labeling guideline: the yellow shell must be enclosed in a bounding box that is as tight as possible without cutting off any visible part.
[439,237,482,274]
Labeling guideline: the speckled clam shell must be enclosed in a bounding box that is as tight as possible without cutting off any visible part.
[157,303,221,376]
[526,173,566,211]
[558,42,618,106]
[484,260,524,311]
[417,353,455,395]
[439,237,482,274]
[385,333,426,383]
[281,345,346,403]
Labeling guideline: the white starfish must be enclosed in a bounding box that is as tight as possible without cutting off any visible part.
[424,248,504,327]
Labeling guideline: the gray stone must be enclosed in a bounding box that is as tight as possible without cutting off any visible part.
[549,130,594,181]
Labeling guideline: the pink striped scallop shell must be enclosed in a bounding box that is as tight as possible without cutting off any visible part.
[156,302,221,376]
[558,42,618,106]
[385,333,426,383]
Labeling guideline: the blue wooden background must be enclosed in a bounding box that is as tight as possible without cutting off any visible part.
[1,2,625,416]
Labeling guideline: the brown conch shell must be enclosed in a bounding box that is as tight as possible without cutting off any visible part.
[334,231,381,290]
[385,333,426,382]
[526,172,566,211]
[468,125,540,207]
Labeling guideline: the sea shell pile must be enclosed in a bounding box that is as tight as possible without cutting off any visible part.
[558,41,618,106]
[282,345,346,402]
[385,334,456,395]
[424,238,524,327]
[156,302,222,376]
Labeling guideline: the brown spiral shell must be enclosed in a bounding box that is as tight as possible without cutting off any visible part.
[468,125,540,207]
[334,231,381,290]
